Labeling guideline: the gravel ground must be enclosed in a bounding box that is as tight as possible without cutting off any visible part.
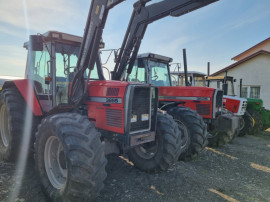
[1,130,270,202]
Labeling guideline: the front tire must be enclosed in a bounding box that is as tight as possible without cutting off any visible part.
[167,106,208,161]
[34,113,107,202]
[238,112,254,137]
[0,89,29,161]
[127,111,182,172]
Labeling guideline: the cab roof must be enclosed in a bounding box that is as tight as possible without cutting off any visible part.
[206,75,233,81]
[23,31,82,49]
[137,53,173,63]
[23,31,105,49]
[170,71,206,76]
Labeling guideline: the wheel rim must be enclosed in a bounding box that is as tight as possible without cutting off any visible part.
[0,105,10,148]
[239,117,245,131]
[175,120,189,150]
[44,136,67,189]
[135,141,158,160]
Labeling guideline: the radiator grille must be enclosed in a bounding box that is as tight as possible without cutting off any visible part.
[130,87,151,132]
[106,109,122,128]
[196,104,211,115]
[106,88,119,96]
[242,101,247,110]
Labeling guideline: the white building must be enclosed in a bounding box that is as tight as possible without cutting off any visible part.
[211,38,270,109]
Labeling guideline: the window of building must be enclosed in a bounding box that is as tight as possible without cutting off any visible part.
[250,87,260,98]
[241,87,248,98]
[240,86,260,98]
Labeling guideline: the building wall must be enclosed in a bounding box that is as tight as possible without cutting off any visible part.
[233,40,270,61]
[216,54,270,109]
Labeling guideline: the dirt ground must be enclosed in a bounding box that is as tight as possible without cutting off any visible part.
[1,130,270,202]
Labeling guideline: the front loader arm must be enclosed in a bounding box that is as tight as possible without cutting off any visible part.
[112,0,218,81]
[70,0,124,106]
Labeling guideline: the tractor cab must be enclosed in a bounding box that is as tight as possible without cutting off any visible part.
[127,53,172,87]
[206,75,236,96]
[127,53,207,88]
[24,31,101,111]
[170,71,206,87]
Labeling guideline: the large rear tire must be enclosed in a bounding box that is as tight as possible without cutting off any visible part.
[167,106,208,161]
[34,113,107,202]
[238,112,254,137]
[0,89,33,162]
[127,110,182,172]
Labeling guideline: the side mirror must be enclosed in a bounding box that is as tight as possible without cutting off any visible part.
[233,79,237,82]
[29,35,43,51]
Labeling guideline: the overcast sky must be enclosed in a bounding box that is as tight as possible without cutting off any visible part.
[0,0,269,77]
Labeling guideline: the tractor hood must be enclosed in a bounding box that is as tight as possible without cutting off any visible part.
[159,86,216,98]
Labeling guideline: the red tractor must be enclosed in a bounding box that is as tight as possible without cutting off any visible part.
[0,0,218,201]
[123,53,241,149]
[172,71,253,136]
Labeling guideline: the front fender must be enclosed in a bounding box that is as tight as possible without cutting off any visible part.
[3,79,43,116]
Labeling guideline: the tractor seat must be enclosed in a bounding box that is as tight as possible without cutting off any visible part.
[33,80,43,94]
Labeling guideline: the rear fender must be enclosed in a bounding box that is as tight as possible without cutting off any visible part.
[2,80,43,116]
[159,101,185,111]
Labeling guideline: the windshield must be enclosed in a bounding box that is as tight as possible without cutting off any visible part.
[55,43,99,82]
[208,80,219,89]
[208,79,235,96]
[149,60,170,86]
[170,74,179,86]
[194,75,205,87]
[127,60,147,83]
[227,80,235,96]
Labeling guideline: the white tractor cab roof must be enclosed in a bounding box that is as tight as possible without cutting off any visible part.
[170,71,206,77]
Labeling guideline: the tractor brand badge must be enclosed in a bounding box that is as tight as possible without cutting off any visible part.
[106,98,120,103]
[88,97,122,104]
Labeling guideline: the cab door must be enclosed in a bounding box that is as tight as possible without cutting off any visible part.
[26,42,53,112]
[54,42,80,106]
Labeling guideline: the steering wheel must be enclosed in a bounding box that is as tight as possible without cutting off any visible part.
[152,74,159,81]
[64,66,76,76]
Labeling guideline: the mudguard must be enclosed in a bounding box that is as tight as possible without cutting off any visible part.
[2,79,43,116]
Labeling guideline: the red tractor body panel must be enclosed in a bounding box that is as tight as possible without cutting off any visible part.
[159,86,216,119]
[4,79,43,116]
[223,95,247,116]
[223,97,240,114]
[86,80,130,134]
